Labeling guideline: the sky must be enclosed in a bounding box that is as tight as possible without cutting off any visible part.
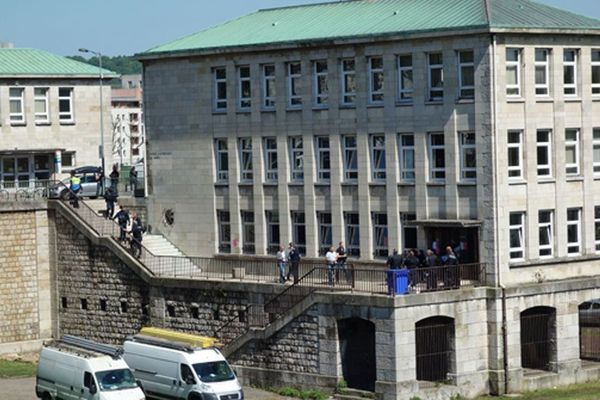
[1,0,600,57]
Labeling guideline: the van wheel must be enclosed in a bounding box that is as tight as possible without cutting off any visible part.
[188,393,203,400]
[42,393,52,400]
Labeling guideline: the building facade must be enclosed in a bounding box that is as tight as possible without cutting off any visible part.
[0,47,116,190]
[111,74,145,167]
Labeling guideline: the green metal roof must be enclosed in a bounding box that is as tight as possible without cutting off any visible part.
[0,48,118,78]
[140,0,600,57]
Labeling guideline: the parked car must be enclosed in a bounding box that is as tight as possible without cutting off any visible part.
[36,335,145,400]
[579,299,600,326]
[48,166,104,199]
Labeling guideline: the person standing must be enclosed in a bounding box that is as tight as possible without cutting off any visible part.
[109,164,120,192]
[113,205,130,243]
[325,246,338,286]
[288,243,301,284]
[68,171,81,208]
[336,241,349,284]
[276,245,288,284]
[129,166,138,193]
[104,186,117,219]
[130,213,146,258]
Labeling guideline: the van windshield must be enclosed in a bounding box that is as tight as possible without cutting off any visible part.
[95,368,138,391]
[193,361,235,383]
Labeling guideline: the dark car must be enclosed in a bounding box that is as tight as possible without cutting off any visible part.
[48,166,105,199]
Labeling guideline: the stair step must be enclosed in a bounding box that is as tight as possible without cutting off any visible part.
[336,388,375,399]
[333,395,369,400]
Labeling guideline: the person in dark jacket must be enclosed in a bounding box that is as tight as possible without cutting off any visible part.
[424,249,439,290]
[386,249,404,269]
[130,213,145,258]
[113,205,130,242]
[109,164,120,192]
[129,166,138,193]
[288,243,301,284]
[403,250,420,269]
[104,186,118,219]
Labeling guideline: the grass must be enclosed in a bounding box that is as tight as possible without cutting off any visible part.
[474,381,600,400]
[274,387,329,400]
[0,359,37,378]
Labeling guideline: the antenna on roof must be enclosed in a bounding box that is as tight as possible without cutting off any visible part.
[62,335,123,359]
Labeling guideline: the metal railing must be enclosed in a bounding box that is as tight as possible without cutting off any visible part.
[0,179,55,201]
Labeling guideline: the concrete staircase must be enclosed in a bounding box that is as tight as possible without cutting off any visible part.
[333,388,375,400]
[142,234,185,257]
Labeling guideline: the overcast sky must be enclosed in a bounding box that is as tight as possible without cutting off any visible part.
[1,0,599,56]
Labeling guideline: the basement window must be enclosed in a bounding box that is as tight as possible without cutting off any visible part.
[167,304,176,318]
[80,299,88,310]
[120,301,128,314]
[100,299,107,312]
[61,297,68,309]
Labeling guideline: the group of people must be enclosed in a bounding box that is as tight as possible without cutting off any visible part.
[275,243,302,284]
[112,205,146,258]
[386,238,470,270]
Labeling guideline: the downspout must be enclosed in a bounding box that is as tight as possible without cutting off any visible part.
[501,284,508,394]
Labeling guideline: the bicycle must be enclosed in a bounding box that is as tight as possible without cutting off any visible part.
[0,188,9,201]
[15,187,47,201]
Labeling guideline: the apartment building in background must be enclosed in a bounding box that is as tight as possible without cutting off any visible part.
[0,45,116,189]
[111,74,145,167]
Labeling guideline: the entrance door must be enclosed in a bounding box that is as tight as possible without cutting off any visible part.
[1,158,16,189]
[16,157,30,188]
[338,318,376,392]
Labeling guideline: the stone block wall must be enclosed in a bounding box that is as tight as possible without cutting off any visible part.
[0,211,40,343]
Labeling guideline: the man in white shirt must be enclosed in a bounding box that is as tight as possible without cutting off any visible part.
[325,246,338,286]
[276,245,287,284]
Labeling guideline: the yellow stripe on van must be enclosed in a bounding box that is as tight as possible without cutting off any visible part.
[139,327,221,349]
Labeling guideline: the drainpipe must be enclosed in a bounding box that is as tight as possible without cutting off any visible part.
[501,284,508,394]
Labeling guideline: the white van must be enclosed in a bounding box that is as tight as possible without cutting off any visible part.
[36,335,145,400]
[123,330,243,400]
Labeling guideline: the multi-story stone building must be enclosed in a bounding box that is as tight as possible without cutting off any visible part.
[136,1,600,398]
[111,74,145,167]
[0,46,116,189]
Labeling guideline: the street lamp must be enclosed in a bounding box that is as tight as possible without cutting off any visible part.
[78,47,106,190]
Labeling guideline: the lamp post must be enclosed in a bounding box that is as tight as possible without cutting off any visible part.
[78,47,106,189]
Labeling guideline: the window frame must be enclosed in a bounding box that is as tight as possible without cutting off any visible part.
[213,67,227,111]
[457,50,475,99]
[313,60,328,107]
[315,136,331,182]
[241,210,255,254]
[509,212,525,262]
[291,211,306,255]
[34,87,49,123]
[563,49,578,97]
[428,132,446,182]
[428,53,444,101]
[594,128,600,177]
[398,134,415,182]
[507,130,523,180]
[566,208,581,256]
[370,135,386,181]
[344,212,360,257]
[538,210,554,258]
[341,59,356,106]
[238,137,253,182]
[342,135,358,182]
[372,212,388,258]
[368,56,384,105]
[262,64,276,109]
[317,212,333,256]
[459,132,476,182]
[595,206,600,253]
[506,48,522,97]
[214,138,229,182]
[397,54,413,102]
[263,137,278,182]
[9,87,25,123]
[592,50,600,96]
[238,65,251,110]
[265,211,280,255]
[217,210,231,253]
[565,128,580,177]
[289,136,304,182]
[536,130,552,178]
[535,49,550,96]
[287,62,302,108]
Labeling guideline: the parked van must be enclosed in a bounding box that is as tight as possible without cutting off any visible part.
[36,335,145,400]
[123,327,243,400]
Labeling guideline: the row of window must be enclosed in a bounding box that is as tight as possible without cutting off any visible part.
[2,87,74,124]
[506,48,600,98]
[509,207,600,262]
[214,132,477,184]
[508,128,600,180]
[217,209,417,258]
[212,50,475,111]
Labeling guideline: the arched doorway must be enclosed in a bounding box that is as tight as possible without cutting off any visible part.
[338,318,376,392]
[415,316,455,382]
[520,306,556,371]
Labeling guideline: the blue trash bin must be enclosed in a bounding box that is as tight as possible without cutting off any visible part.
[387,269,409,295]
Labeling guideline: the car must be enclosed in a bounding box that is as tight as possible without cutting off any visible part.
[48,166,105,199]
[579,299,600,326]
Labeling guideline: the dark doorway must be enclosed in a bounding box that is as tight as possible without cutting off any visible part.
[520,306,556,371]
[338,318,376,392]
[424,226,479,263]
[415,316,455,382]
[579,300,600,361]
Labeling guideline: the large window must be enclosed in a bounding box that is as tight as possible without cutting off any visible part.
[536,130,552,178]
[313,60,328,107]
[506,48,522,97]
[370,135,386,181]
[594,128,600,177]
[318,212,332,256]
[565,129,580,176]
[217,210,231,253]
[262,64,276,109]
[563,49,578,96]
[508,130,523,179]
[372,213,388,258]
[428,53,444,101]
[266,211,280,255]
[402,213,417,249]
[342,135,358,182]
[399,134,415,182]
[291,211,306,255]
[287,62,302,108]
[58,87,74,122]
[428,133,445,181]
[239,138,253,182]
[593,50,600,96]
[241,211,255,254]
[538,210,553,258]
[34,87,49,123]
[9,87,25,123]
[289,137,304,181]
[214,138,228,182]
[595,206,600,252]
[368,57,384,104]
[459,132,476,181]
[238,66,251,110]
[344,212,360,257]
[458,50,474,99]
[213,67,227,111]
[398,55,413,102]
[263,137,278,182]
[567,208,581,255]
[509,212,525,261]
[535,49,550,96]
[315,136,331,182]
[341,59,356,106]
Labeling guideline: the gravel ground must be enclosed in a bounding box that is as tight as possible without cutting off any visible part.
[0,377,294,400]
